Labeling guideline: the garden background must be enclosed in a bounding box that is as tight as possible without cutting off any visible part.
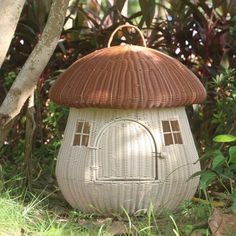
[0,0,236,235]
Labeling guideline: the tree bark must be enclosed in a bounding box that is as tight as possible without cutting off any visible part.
[0,0,70,136]
[0,118,16,146]
[0,0,25,68]
[24,92,36,190]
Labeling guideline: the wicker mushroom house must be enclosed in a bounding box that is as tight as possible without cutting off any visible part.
[49,25,206,215]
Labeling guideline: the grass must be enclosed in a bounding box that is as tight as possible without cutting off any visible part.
[0,191,85,235]
[0,186,211,236]
[0,162,211,235]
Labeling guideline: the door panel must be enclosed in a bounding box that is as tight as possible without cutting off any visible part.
[96,120,156,181]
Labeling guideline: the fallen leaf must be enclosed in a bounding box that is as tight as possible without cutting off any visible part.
[77,219,88,226]
[107,221,127,235]
[208,208,236,235]
[191,231,203,236]
[93,217,112,226]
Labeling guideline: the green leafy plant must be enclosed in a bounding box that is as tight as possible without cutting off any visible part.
[192,134,236,212]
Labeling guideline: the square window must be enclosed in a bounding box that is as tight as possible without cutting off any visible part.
[162,120,183,145]
[73,121,91,146]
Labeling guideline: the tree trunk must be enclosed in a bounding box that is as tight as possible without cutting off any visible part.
[0,0,70,147]
[0,0,25,68]
[24,92,36,190]
[0,118,16,146]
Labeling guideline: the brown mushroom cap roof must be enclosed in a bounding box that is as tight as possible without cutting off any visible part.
[49,45,206,109]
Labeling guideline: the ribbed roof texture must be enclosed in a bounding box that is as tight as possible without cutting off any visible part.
[49,45,206,109]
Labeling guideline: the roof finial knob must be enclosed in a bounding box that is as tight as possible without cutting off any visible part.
[107,23,147,48]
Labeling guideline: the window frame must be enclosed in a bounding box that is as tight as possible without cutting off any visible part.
[73,121,91,147]
[161,119,183,146]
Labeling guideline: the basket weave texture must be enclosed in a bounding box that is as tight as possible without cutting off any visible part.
[49,45,206,109]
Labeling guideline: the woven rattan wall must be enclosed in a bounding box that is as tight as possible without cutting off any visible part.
[56,107,200,214]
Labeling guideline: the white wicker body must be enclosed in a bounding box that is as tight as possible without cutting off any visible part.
[56,107,200,214]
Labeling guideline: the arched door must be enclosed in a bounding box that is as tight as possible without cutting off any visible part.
[95,119,157,181]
